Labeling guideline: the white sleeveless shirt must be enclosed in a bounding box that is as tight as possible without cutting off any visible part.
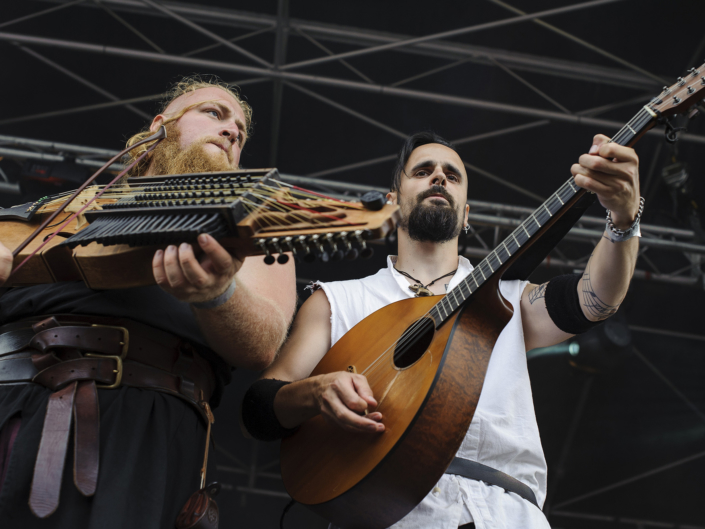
[318,256,549,529]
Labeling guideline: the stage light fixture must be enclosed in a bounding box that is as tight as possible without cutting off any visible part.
[22,158,90,186]
[527,316,632,374]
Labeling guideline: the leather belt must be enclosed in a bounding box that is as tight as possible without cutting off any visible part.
[0,314,217,519]
[445,457,541,510]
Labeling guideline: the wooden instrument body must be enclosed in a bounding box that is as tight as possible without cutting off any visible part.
[280,277,512,529]
[2,194,398,289]
[278,70,705,527]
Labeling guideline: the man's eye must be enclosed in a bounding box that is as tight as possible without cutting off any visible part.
[448,174,459,181]
[206,109,220,118]
[415,170,429,177]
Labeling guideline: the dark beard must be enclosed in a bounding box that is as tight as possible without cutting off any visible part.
[398,186,462,243]
[146,123,236,176]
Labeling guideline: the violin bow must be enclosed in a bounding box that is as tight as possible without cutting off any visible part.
[9,126,167,277]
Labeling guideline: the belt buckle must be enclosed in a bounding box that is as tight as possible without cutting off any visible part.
[85,324,129,389]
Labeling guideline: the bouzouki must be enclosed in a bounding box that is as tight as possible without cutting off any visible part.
[279,64,705,528]
[1,168,398,289]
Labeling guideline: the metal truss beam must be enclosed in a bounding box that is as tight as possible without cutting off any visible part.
[2,32,703,145]
[488,0,667,85]
[268,0,289,167]
[0,136,701,284]
[40,0,665,90]
[15,44,151,120]
[552,448,705,511]
[460,246,699,286]
[139,0,271,67]
[279,0,626,72]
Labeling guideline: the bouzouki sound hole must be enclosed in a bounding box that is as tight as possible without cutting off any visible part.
[393,317,435,369]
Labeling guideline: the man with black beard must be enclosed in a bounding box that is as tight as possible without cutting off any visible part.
[243,130,642,528]
[0,77,296,528]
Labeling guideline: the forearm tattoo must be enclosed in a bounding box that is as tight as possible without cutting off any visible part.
[529,282,547,304]
[581,261,619,320]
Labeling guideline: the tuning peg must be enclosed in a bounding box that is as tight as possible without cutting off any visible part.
[277,253,289,264]
[258,238,276,265]
[687,67,700,77]
[361,191,386,211]
[360,246,374,259]
[325,234,344,261]
[345,247,359,260]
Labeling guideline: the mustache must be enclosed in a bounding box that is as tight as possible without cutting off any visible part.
[199,136,233,162]
[416,186,455,207]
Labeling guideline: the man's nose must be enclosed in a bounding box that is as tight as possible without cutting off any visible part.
[430,167,447,186]
[220,122,240,144]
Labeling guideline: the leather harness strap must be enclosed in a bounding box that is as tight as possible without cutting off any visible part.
[73,380,100,497]
[0,314,217,519]
[445,457,541,510]
[29,381,77,518]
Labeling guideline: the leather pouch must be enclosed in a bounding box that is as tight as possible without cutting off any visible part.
[175,482,220,529]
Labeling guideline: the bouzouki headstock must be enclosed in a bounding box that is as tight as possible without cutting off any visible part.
[647,62,705,119]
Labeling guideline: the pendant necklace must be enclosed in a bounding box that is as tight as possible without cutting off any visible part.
[393,267,458,297]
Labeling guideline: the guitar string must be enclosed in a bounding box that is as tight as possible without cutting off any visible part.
[36,180,358,231]
[359,169,610,380]
[358,112,649,380]
[359,177,580,377]
[37,185,349,233]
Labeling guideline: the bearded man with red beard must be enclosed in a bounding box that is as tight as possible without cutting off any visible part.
[0,77,296,529]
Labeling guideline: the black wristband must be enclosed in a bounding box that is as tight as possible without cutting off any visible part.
[242,378,299,442]
[544,274,604,335]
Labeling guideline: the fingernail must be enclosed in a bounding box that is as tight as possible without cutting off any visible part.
[589,145,599,154]
[155,250,163,258]
[199,234,209,245]
[180,243,190,252]
[167,245,176,253]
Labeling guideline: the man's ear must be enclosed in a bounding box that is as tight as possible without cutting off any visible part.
[464,204,469,226]
[387,191,397,205]
[149,115,165,133]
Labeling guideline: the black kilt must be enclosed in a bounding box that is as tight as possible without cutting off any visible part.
[0,383,206,529]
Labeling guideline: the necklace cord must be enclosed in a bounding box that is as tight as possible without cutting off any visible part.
[395,267,458,287]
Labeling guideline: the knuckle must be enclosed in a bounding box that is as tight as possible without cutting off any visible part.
[193,276,209,289]
[169,277,185,289]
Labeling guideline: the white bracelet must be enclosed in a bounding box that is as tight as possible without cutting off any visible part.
[191,280,237,310]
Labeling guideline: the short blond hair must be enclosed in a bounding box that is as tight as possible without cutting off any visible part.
[124,75,253,176]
